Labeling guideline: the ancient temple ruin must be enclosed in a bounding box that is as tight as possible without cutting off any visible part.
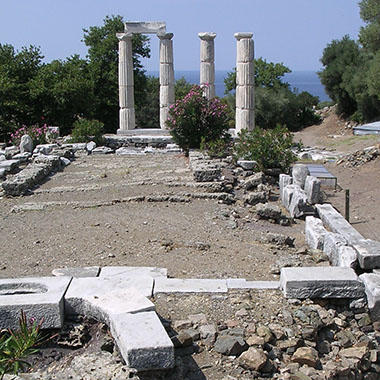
[116,21,255,134]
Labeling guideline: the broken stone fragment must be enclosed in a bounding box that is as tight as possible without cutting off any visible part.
[214,335,248,356]
[239,347,268,371]
[291,346,319,368]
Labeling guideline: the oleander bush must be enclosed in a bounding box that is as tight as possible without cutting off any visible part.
[166,85,230,154]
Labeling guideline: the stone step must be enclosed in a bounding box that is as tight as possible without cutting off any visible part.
[280,267,364,299]
[110,311,174,371]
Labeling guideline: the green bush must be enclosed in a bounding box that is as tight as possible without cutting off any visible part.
[70,119,104,146]
[200,136,231,158]
[10,124,48,147]
[233,126,297,172]
[0,311,46,379]
[166,85,230,154]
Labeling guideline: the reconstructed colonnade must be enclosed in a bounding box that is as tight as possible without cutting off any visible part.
[117,22,255,134]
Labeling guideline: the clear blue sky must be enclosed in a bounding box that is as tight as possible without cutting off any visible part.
[0,0,364,72]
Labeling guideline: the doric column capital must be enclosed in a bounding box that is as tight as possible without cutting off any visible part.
[198,32,216,41]
[234,32,253,40]
[158,32,174,40]
[116,32,133,41]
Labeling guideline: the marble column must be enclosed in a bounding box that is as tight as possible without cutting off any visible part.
[198,32,216,99]
[159,33,175,129]
[117,33,135,132]
[235,33,255,132]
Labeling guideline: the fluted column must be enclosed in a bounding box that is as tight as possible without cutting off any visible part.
[235,33,255,132]
[159,33,175,129]
[117,33,135,132]
[198,32,216,99]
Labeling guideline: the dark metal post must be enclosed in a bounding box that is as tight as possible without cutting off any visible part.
[345,189,350,222]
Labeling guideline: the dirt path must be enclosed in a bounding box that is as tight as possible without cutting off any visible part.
[0,153,307,281]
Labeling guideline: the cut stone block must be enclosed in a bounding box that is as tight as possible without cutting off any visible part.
[226,279,280,289]
[279,174,292,202]
[282,184,297,209]
[359,273,380,320]
[353,239,380,269]
[65,276,154,315]
[305,216,327,250]
[0,276,72,329]
[65,287,155,321]
[154,278,227,294]
[52,266,100,278]
[110,311,174,371]
[292,164,310,189]
[288,186,313,218]
[193,166,221,182]
[316,204,363,244]
[323,232,347,263]
[304,176,321,204]
[99,266,167,279]
[280,267,364,299]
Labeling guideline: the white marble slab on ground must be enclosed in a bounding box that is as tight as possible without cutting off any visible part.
[65,287,155,321]
[65,276,154,306]
[227,279,280,289]
[99,266,167,279]
[154,278,228,294]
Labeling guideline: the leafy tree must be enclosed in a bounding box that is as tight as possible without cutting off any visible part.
[359,0,380,53]
[224,58,319,130]
[136,76,160,128]
[319,36,361,116]
[83,15,150,133]
[175,77,193,100]
[29,55,94,135]
[0,44,43,141]
[224,58,291,93]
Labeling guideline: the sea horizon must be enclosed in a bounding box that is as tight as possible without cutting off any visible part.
[146,69,330,102]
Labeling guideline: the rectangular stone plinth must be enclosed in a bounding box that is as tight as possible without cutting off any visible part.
[280,267,364,299]
[154,278,228,294]
[0,277,72,330]
[316,204,363,244]
[110,311,174,371]
[353,239,380,269]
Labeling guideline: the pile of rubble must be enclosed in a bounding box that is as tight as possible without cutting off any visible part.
[159,296,379,380]
[336,145,380,168]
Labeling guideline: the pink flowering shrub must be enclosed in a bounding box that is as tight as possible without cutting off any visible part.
[166,85,229,154]
[10,124,48,147]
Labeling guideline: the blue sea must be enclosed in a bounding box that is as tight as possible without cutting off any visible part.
[146,70,330,102]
